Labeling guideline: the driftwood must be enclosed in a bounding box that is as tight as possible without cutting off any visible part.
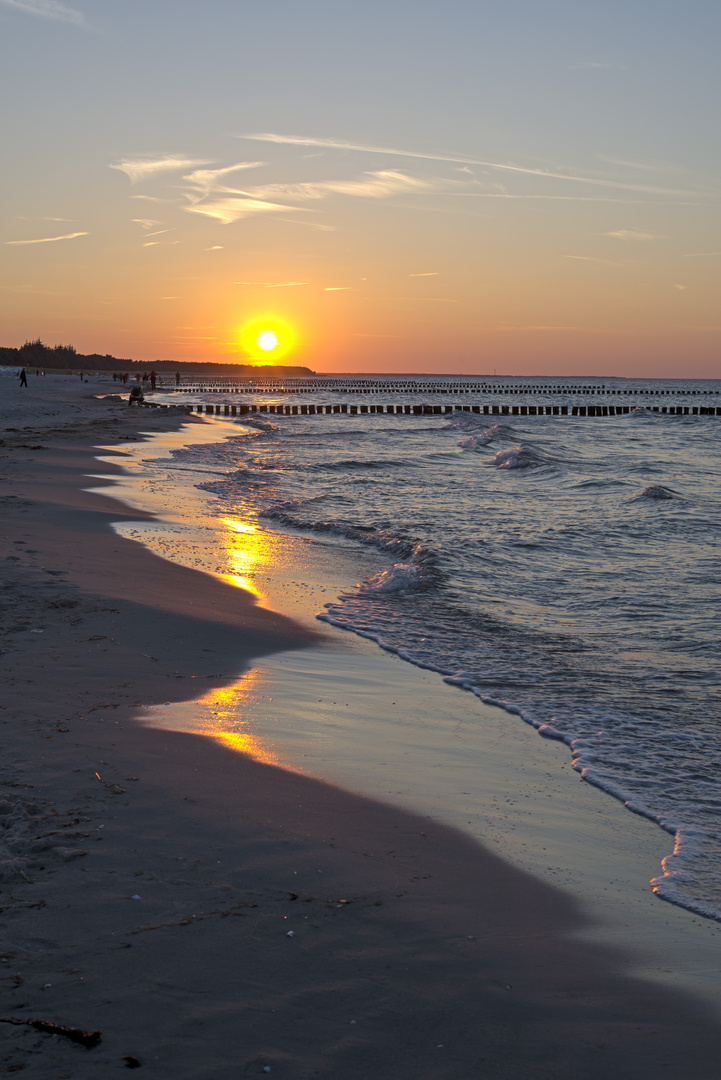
[0,1016,102,1047]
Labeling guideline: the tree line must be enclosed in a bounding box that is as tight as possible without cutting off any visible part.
[0,340,314,377]
[0,339,129,370]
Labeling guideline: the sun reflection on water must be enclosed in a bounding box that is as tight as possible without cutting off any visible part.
[192,674,279,765]
[217,516,270,598]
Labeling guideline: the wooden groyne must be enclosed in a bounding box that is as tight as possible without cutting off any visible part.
[168,402,721,417]
[167,380,719,401]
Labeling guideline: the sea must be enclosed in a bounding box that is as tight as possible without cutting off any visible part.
[109,375,721,922]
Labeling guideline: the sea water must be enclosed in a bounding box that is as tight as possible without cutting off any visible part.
[117,377,721,921]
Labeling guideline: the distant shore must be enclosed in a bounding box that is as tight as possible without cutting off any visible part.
[1,375,720,1078]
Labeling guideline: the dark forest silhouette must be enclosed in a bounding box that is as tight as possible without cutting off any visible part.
[0,339,314,377]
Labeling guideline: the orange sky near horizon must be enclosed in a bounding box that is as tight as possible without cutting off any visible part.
[1,1,719,378]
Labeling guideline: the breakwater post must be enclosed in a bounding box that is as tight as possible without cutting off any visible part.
[185,402,721,418]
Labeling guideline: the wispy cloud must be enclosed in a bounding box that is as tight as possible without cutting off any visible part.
[132,218,163,230]
[0,0,86,26]
[182,162,266,202]
[325,286,351,291]
[129,195,175,203]
[491,323,608,333]
[597,154,670,172]
[673,284,688,290]
[187,197,302,224]
[451,193,670,203]
[5,230,88,245]
[247,170,438,202]
[564,255,622,265]
[111,156,214,184]
[184,170,442,226]
[574,61,618,70]
[234,280,309,288]
[0,283,64,294]
[499,324,582,331]
[682,250,721,257]
[362,296,458,303]
[280,219,337,231]
[409,271,439,276]
[241,133,698,197]
[605,229,662,241]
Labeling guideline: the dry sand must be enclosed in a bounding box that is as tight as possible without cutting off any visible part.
[1,373,720,1078]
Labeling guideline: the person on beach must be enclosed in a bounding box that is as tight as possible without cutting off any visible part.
[175,371,181,386]
[150,370,157,390]
[19,368,28,387]
[129,384,145,406]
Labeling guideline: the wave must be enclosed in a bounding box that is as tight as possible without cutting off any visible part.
[358,562,428,594]
[493,446,550,469]
[259,506,442,590]
[637,484,678,500]
[459,431,496,449]
[235,416,280,433]
[302,458,417,472]
[572,478,631,490]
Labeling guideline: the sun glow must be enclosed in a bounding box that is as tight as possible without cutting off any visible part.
[257,330,278,351]
[239,317,295,363]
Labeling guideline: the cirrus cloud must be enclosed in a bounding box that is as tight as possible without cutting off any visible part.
[241,133,699,197]
[5,230,88,244]
[186,197,302,224]
[0,0,85,25]
[605,228,662,241]
[111,156,215,184]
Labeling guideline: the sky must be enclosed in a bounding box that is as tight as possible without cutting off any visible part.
[1,0,719,376]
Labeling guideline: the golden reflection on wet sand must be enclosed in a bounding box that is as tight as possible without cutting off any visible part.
[181,675,280,766]
[216,516,270,599]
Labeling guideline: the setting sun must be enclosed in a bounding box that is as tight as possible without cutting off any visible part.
[257,330,278,351]
[239,317,295,364]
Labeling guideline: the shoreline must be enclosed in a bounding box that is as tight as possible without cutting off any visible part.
[1,378,720,1077]
[94,411,721,1007]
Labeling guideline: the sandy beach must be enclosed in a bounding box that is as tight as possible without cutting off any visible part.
[2,374,720,1078]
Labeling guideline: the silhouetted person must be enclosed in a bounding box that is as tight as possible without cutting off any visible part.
[150,370,157,390]
[129,384,144,406]
[19,368,28,387]
[175,371,181,386]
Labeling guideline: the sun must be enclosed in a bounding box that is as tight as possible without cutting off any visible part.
[257,330,278,352]
[239,317,295,363]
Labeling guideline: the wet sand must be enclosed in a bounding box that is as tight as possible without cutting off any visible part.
[1,374,720,1077]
